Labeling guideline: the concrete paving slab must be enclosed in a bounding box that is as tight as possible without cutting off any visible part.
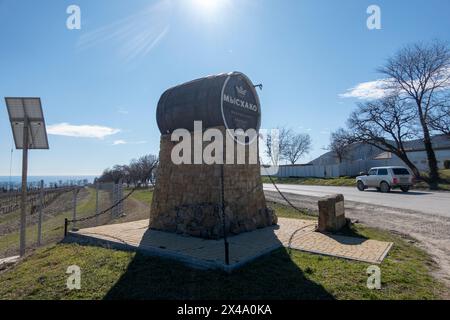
[67,218,393,271]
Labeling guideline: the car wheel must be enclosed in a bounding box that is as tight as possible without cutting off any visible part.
[357,181,365,191]
[380,182,391,193]
[400,186,410,193]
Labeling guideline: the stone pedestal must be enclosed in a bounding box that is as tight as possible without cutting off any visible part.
[150,127,277,239]
[318,194,347,233]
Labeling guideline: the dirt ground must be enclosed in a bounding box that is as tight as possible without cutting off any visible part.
[265,190,450,290]
[120,196,150,223]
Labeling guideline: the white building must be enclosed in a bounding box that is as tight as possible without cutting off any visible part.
[267,135,450,178]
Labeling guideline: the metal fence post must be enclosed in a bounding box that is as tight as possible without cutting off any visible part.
[19,116,29,257]
[64,218,68,237]
[72,188,77,231]
[95,182,99,226]
[114,183,118,217]
[37,180,44,246]
[118,180,124,216]
[111,183,116,218]
[220,164,230,265]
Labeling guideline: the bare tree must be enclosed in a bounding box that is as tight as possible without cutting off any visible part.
[329,128,353,164]
[97,154,159,187]
[348,94,422,178]
[429,101,450,135]
[111,165,126,183]
[282,131,312,165]
[97,168,114,183]
[129,159,142,186]
[265,128,312,165]
[378,40,450,188]
[137,155,159,186]
[265,127,291,165]
[118,165,132,187]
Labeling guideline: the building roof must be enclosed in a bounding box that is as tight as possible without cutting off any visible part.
[310,134,450,166]
[402,134,450,151]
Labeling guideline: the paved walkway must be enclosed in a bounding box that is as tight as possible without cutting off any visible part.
[68,218,392,271]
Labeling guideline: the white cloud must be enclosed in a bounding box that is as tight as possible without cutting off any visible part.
[117,108,129,115]
[47,123,121,139]
[113,140,127,145]
[339,79,391,100]
[340,68,450,100]
[112,140,147,146]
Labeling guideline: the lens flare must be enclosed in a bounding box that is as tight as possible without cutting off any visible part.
[192,0,227,15]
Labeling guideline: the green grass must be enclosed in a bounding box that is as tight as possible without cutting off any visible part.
[262,176,356,187]
[0,208,20,225]
[414,169,450,191]
[268,201,316,220]
[0,200,446,300]
[128,188,153,206]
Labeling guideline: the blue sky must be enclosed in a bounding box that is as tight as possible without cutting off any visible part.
[1,0,450,176]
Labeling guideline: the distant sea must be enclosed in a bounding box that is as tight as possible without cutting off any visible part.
[0,176,98,188]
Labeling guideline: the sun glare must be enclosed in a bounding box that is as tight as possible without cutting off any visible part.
[192,0,227,15]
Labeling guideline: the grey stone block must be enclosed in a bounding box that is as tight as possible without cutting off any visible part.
[318,194,347,233]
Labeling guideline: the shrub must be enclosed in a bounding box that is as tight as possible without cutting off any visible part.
[444,160,450,169]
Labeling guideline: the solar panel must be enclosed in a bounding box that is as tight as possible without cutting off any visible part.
[5,97,49,150]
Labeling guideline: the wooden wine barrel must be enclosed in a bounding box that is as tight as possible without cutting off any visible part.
[156,72,261,134]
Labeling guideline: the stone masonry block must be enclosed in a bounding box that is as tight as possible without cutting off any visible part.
[318,194,347,233]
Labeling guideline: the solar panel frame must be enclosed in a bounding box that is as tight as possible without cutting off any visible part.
[5,97,49,150]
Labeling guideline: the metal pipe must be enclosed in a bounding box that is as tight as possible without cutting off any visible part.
[220,164,230,265]
[19,116,29,257]
[37,179,44,246]
[64,218,68,237]
[72,189,77,231]
[95,182,99,225]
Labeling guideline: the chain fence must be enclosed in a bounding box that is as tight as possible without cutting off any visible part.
[64,183,138,236]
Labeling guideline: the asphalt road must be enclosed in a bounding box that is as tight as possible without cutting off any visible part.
[263,184,450,218]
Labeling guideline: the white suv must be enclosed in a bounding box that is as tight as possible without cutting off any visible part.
[356,166,415,193]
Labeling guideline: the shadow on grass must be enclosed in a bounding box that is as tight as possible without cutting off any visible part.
[102,227,335,300]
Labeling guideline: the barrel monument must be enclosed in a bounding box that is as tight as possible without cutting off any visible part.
[157,72,261,134]
[150,72,277,239]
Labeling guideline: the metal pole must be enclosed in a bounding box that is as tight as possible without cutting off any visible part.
[119,180,124,216]
[64,218,68,237]
[19,117,29,257]
[37,179,44,246]
[112,183,116,218]
[220,164,230,265]
[72,188,77,231]
[95,182,99,225]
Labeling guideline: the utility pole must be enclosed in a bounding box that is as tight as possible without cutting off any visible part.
[19,116,29,257]
[72,188,78,231]
[6,97,49,257]
[95,182,99,225]
[37,179,44,246]
[220,163,230,266]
